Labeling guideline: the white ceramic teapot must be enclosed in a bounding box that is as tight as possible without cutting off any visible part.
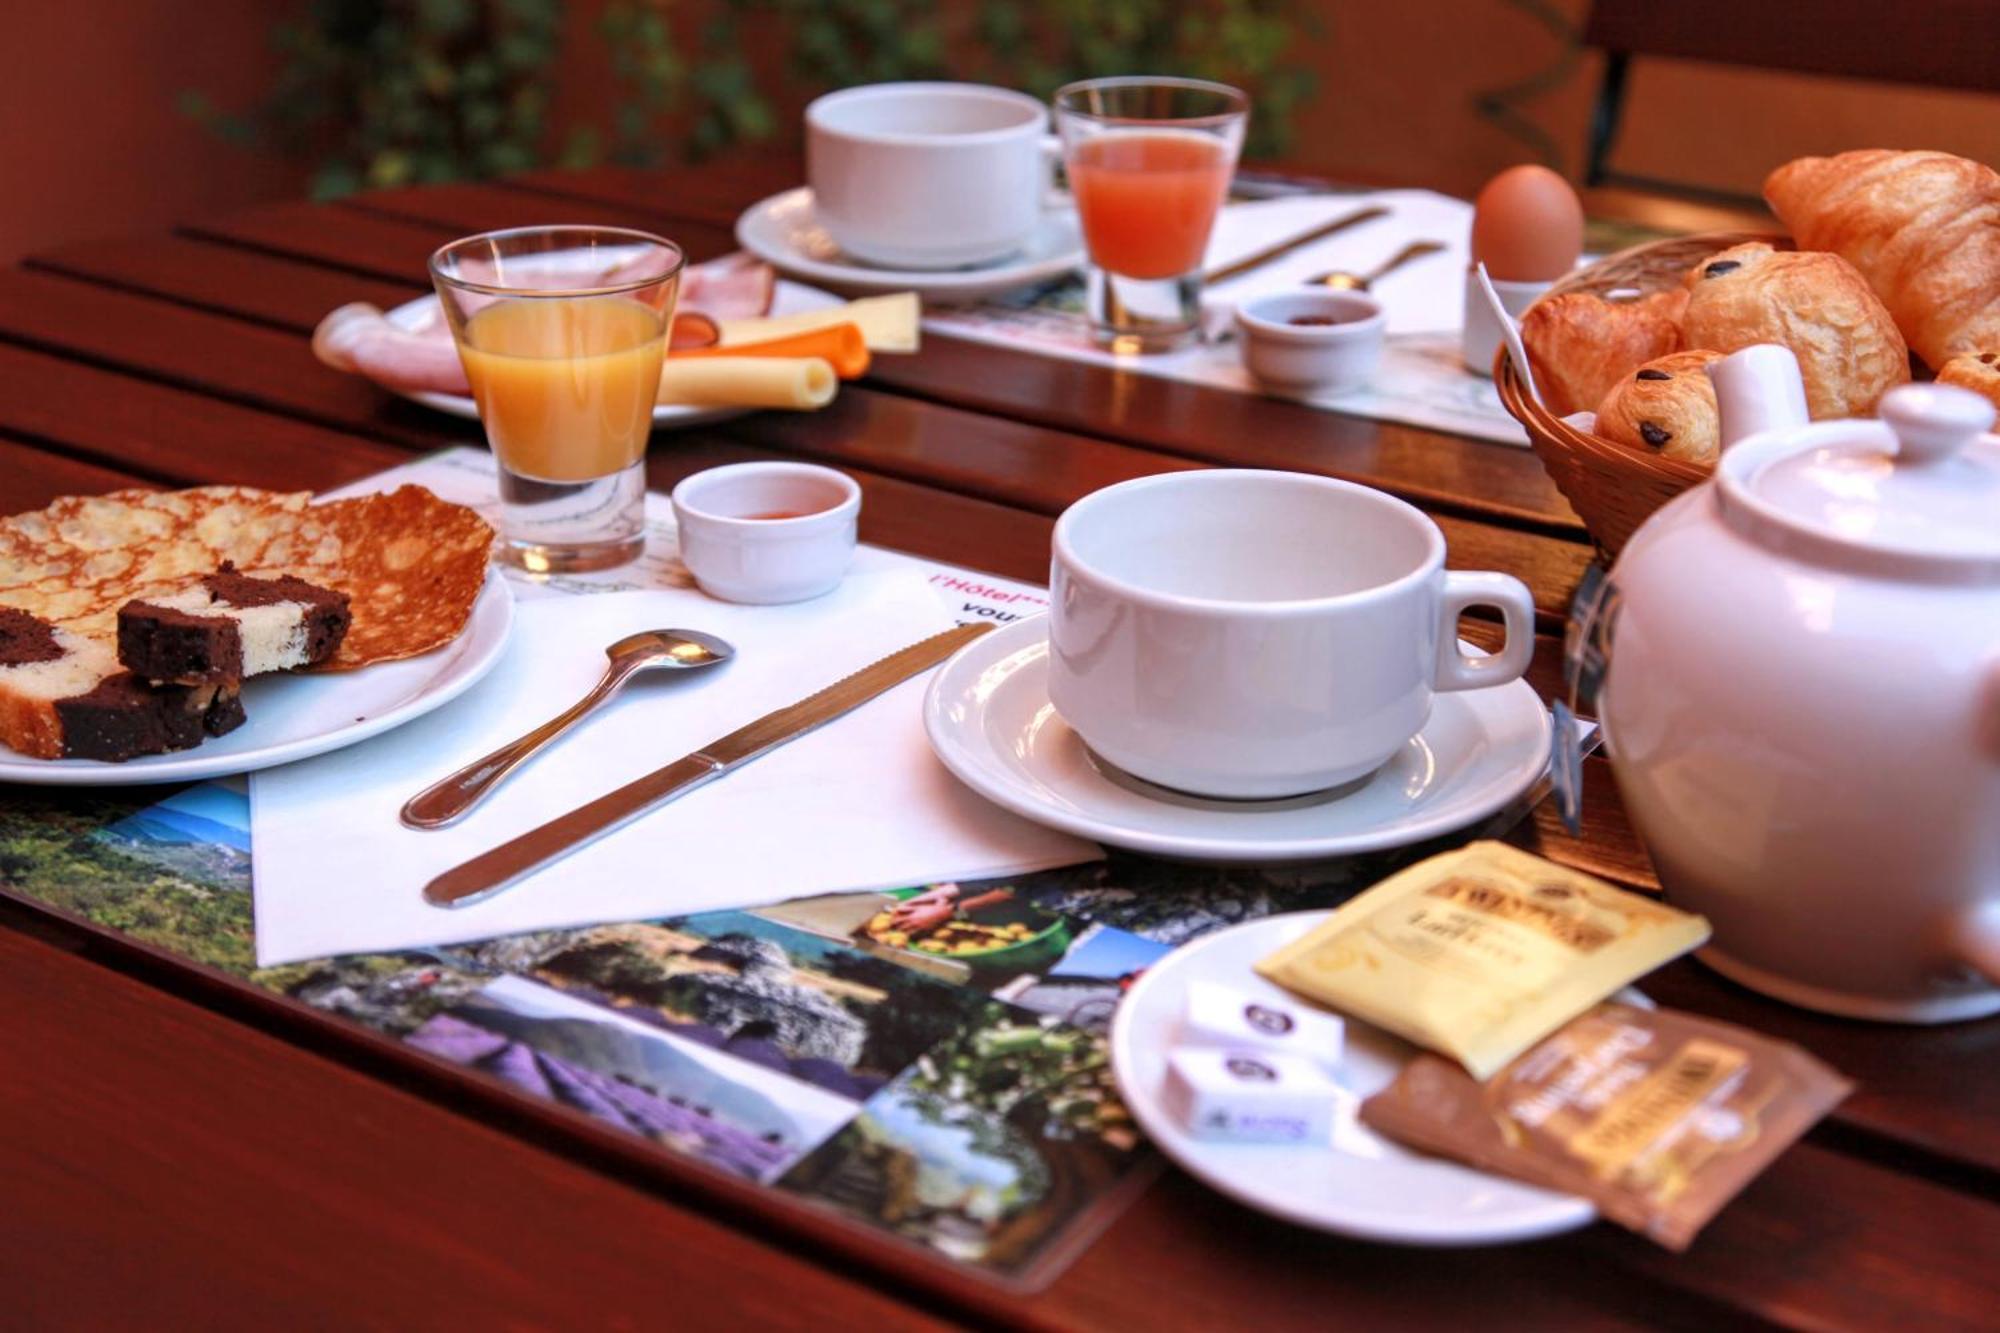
[1600,346,2000,1022]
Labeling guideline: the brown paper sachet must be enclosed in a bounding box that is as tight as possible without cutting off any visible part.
[1357,1001,1853,1251]
[1256,841,1710,1079]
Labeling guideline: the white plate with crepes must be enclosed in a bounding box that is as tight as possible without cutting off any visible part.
[736,186,1085,303]
[923,615,1553,863]
[1111,910,1599,1245]
[0,570,513,786]
[382,275,845,429]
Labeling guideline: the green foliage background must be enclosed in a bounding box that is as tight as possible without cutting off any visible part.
[188,0,1316,198]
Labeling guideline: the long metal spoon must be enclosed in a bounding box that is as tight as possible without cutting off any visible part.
[400,628,734,830]
[1306,238,1448,291]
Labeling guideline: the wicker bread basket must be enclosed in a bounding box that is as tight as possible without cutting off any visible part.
[1496,230,1790,557]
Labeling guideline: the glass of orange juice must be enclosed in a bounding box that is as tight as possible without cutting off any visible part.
[431,226,683,573]
[1054,78,1249,352]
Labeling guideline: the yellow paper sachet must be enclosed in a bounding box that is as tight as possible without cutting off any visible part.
[1255,842,1710,1079]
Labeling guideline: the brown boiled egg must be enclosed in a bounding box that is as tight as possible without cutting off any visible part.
[1470,165,1584,282]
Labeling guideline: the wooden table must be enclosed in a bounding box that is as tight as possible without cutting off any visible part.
[1,159,1995,1333]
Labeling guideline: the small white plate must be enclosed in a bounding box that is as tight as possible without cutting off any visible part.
[923,615,1553,863]
[0,571,514,785]
[384,276,845,429]
[736,187,1085,304]
[1111,911,1597,1245]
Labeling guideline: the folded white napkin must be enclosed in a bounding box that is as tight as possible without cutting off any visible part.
[1200,190,1474,335]
[249,570,1095,966]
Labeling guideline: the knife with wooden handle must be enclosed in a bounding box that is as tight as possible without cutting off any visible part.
[422,621,993,910]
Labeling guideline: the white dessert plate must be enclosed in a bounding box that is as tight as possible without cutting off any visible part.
[1111,910,1598,1245]
[0,570,514,785]
[384,274,844,429]
[923,615,1553,863]
[736,187,1085,304]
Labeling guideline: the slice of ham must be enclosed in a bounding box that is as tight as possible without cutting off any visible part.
[679,251,775,322]
[312,253,777,396]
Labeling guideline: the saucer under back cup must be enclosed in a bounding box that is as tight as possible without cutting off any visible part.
[922,615,1551,864]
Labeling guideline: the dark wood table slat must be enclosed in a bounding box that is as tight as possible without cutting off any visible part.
[504,157,808,230]
[0,267,463,453]
[338,180,742,262]
[27,231,419,336]
[0,434,150,510]
[178,199,466,287]
[0,928,951,1333]
[0,341,411,491]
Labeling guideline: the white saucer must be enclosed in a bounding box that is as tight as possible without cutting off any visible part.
[384,276,844,430]
[0,571,513,785]
[923,615,1553,863]
[1110,911,1596,1245]
[736,187,1085,304]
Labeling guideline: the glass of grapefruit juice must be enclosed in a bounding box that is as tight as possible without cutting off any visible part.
[1054,78,1248,351]
[431,226,683,573]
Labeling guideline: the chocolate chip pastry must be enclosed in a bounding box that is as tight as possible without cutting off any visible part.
[1680,241,1909,420]
[1593,350,1724,466]
[1937,350,2000,411]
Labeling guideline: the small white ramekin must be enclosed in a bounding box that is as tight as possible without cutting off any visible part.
[1234,290,1387,393]
[670,461,861,604]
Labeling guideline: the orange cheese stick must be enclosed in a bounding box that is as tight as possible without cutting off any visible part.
[674,322,870,378]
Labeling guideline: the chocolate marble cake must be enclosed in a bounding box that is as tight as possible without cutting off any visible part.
[119,565,352,686]
[0,607,244,761]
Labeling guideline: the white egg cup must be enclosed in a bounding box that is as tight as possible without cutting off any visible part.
[1460,268,1549,377]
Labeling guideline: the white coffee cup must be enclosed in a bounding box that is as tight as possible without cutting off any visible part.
[1048,470,1536,799]
[806,82,1056,270]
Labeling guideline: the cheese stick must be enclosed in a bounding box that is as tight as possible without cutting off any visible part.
[657,356,837,409]
[718,292,920,352]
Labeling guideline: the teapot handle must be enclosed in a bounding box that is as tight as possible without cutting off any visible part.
[1962,661,2000,985]
[1982,657,2000,765]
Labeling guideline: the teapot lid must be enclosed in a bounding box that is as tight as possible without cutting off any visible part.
[1722,383,2000,572]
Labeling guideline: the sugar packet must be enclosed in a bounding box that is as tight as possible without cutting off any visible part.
[1255,841,1709,1078]
[1358,1001,1852,1250]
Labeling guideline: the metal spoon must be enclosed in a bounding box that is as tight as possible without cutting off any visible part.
[400,628,734,830]
[1306,239,1448,291]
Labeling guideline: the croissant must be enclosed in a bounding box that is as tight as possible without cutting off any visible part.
[1520,289,1686,417]
[1764,150,2000,368]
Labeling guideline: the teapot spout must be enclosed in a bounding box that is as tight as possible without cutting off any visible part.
[1708,344,1811,450]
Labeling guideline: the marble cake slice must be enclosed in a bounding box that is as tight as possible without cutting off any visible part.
[118,565,352,686]
[0,606,245,761]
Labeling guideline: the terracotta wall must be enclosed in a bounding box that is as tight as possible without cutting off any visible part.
[1292,1,2000,199]
[6,1,2000,263]
[0,1,301,264]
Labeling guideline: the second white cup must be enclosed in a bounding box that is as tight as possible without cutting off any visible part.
[806,81,1056,270]
[1048,470,1536,799]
